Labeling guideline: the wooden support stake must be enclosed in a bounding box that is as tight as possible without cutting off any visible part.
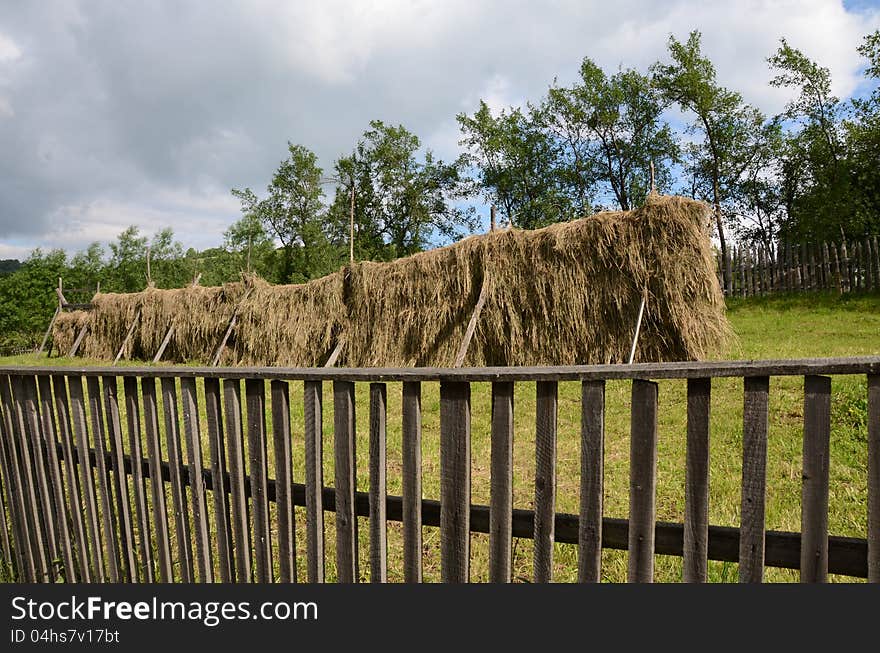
[211,287,254,366]
[38,306,61,355]
[454,274,490,368]
[627,294,646,364]
[325,340,344,367]
[68,320,90,357]
[113,309,141,365]
[152,324,174,363]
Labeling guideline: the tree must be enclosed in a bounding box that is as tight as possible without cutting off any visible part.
[329,120,476,260]
[108,226,148,292]
[458,102,569,229]
[653,31,759,291]
[845,31,880,232]
[768,38,851,241]
[232,143,334,282]
[542,58,679,211]
[0,249,67,348]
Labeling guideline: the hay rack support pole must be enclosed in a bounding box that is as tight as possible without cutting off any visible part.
[152,324,174,364]
[38,278,64,355]
[454,273,490,368]
[211,286,254,367]
[325,340,344,367]
[69,317,91,358]
[627,294,646,365]
[113,309,142,366]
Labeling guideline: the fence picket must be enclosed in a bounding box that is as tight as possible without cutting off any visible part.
[122,376,153,582]
[578,380,604,583]
[102,376,136,582]
[869,374,880,583]
[271,380,295,583]
[160,377,193,583]
[402,381,422,583]
[68,376,103,581]
[739,376,770,583]
[245,379,272,583]
[440,381,471,583]
[0,375,35,581]
[801,375,831,582]
[534,381,558,583]
[204,378,232,582]
[140,377,172,582]
[489,381,513,583]
[628,379,658,582]
[303,380,324,583]
[684,378,711,582]
[223,379,252,583]
[181,377,213,583]
[333,380,358,583]
[369,383,387,583]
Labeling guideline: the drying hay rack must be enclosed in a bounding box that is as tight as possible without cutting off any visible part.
[39,278,98,357]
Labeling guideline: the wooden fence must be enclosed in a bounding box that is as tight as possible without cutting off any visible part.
[718,238,880,296]
[0,359,878,583]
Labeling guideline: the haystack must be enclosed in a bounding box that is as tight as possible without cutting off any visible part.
[51,194,730,366]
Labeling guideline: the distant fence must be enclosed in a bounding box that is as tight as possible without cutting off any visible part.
[718,238,880,296]
[0,359,878,583]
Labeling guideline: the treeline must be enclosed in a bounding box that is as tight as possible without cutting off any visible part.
[1,29,879,348]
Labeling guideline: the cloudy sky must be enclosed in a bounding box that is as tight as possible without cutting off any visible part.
[1,0,878,260]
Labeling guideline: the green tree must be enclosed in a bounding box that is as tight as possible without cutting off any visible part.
[458,102,568,229]
[845,31,880,232]
[330,120,476,260]
[653,30,760,291]
[0,249,67,348]
[768,38,851,241]
[542,58,679,211]
[108,226,148,292]
[233,143,334,282]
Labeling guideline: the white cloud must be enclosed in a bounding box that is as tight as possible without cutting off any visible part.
[1,0,878,257]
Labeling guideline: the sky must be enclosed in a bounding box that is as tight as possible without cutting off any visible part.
[0,0,879,260]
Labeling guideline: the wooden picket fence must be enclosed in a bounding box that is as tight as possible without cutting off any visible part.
[0,360,878,583]
[718,237,880,296]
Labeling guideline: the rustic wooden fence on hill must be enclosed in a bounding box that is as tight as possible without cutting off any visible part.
[0,359,878,583]
[718,238,880,296]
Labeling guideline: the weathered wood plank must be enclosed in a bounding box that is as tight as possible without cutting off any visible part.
[684,377,711,583]
[51,375,90,582]
[152,324,174,364]
[68,375,103,581]
[303,380,324,583]
[19,376,60,581]
[0,375,34,580]
[223,378,252,582]
[801,375,831,583]
[489,381,513,583]
[628,379,658,583]
[204,377,232,583]
[739,375,770,583]
[86,376,121,582]
[37,375,74,582]
[579,380,604,583]
[333,380,358,583]
[533,380,557,583]
[10,376,52,581]
[401,381,422,583]
[368,382,387,583]
[271,380,295,583]
[122,376,153,582]
[245,378,272,583]
[181,377,213,583]
[160,377,193,582]
[868,374,880,583]
[140,377,172,581]
[102,376,136,582]
[440,381,471,583]
[113,309,141,365]
[454,274,490,367]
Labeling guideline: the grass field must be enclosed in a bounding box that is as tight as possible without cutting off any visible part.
[1,291,879,583]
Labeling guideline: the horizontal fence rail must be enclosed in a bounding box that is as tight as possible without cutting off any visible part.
[0,357,878,583]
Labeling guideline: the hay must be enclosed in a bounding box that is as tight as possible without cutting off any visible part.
[51,194,731,366]
[52,310,91,356]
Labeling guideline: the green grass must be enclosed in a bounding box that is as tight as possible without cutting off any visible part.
[1,291,878,583]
